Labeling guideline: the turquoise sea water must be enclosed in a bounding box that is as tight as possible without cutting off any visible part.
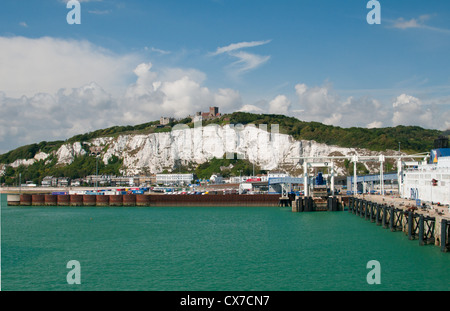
[1,193,449,291]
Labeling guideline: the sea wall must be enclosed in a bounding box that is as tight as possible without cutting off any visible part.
[7,194,283,207]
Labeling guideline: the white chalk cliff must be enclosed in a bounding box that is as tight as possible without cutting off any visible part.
[1,124,399,176]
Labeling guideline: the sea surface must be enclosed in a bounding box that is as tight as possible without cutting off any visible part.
[1,193,449,291]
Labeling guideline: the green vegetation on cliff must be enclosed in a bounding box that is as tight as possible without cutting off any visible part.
[1,154,123,186]
[0,112,446,185]
[208,112,443,154]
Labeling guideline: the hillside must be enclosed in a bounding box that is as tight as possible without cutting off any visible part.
[0,112,446,185]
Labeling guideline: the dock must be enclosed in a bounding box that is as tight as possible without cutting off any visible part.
[347,195,450,253]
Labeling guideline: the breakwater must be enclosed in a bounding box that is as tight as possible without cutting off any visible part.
[6,193,284,207]
[348,197,450,253]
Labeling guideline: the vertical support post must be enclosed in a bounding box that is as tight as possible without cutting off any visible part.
[419,215,424,246]
[369,202,374,222]
[376,204,381,225]
[408,211,414,240]
[441,219,448,252]
[353,156,358,195]
[330,161,335,196]
[382,205,387,229]
[389,207,395,231]
[379,155,385,196]
[397,159,403,198]
[303,161,309,197]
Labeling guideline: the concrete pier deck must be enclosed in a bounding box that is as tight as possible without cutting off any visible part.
[354,194,450,220]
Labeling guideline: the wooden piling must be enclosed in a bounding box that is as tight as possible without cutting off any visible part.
[441,219,448,252]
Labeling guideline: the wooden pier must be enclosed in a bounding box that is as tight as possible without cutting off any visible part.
[348,197,450,253]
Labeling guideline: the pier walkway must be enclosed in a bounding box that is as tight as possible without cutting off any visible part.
[347,195,450,253]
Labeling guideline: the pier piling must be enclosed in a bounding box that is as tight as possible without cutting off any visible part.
[441,219,449,252]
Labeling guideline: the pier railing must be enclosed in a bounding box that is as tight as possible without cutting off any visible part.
[348,197,449,252]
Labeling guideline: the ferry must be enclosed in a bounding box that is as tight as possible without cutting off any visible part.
[402,136,450,205]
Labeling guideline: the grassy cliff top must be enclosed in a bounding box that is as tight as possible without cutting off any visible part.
[0,112,445,164]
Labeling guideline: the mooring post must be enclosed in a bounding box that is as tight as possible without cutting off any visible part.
[389,207,395,231]
[419,215,425,246]
[364,201,369,220]
[441,219,448,252]
[376,204,381,226]
[408,211,414,240]
[333,196,338,212]
[370,202,374,222]
[382,205,388,229]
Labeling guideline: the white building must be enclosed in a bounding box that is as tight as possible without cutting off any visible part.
[156,173,194,185]
[268,171,289,178]
[402,151,450,205]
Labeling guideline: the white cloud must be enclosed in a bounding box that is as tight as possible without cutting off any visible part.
[367,121,383,129]
[292,83,390,128]
[392,15,430,29]
[121,62,244,123]
[19,22,28,27]
[238,104,264,113]
[229,51,271,74]
[88,9,112,15]
[269,95,291,115]
[392,94,435,128]
[0,37,245,153]
[211,40,271,76]
[148,47,171,55]
[0,36,137,98]
[390,14,450,34]
[212,40,271,55]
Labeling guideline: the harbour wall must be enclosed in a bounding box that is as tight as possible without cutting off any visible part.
[7,193,286,207]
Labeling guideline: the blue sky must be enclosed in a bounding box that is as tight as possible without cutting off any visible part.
[0,0,449,153]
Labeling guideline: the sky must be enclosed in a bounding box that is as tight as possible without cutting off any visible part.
[0,0,449,154]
